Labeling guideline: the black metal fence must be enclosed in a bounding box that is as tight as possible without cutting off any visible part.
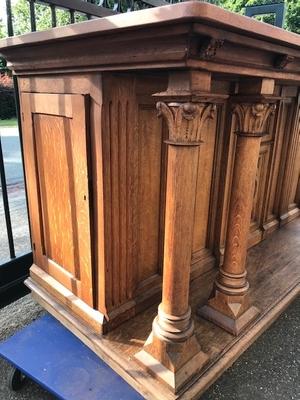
[5,0,185,36]
[0,60,32,293]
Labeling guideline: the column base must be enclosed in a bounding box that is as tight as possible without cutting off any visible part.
[198,288,260,336]
[135,332,208,393]
[199,303,260,336]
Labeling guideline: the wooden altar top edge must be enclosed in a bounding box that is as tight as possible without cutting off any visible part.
[0,2,299,51]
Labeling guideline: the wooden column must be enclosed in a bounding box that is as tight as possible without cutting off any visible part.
[199,81,276,336]
[135,71,217,392]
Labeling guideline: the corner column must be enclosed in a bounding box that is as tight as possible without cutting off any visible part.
[199,89,276,335]
[135,71,217,392]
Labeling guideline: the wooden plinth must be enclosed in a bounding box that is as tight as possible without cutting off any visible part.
[199,304,260,336]
[25,218,300,400]
[135,334,208,392]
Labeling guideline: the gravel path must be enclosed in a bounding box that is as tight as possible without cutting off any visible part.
[202,297,300,400]
[0,295,299,400]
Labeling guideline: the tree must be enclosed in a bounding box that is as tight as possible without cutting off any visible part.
[0,20,6,39]
[2,0,300,37]
[219,0,300,34]
[0,19,8,73]
[285,0,300,34]
[12,0,87,36]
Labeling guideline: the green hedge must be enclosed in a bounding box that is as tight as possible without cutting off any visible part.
[0,75,16,120]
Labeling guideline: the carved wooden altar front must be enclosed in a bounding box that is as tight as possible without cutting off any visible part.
[0,3,299,398]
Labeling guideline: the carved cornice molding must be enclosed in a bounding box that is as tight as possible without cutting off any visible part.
[274,54,294,69]
[157,101,216,145]
[198,37,224,60]
[233,103,276,137]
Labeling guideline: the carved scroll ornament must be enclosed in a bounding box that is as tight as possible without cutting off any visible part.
[233,103,276,136]
[157,101,216,145]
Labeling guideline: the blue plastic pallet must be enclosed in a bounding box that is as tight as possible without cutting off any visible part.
[0,314,144,400]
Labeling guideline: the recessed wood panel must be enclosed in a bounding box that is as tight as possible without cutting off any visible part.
[21,92,94,306]
[262,100,289,232]
[249,109,276,243]
[249,145,271,245]
[137,105,164,283]
[275,94,300,223]
[251,146,270,224]
[34,114,77,276]
[192,113,218,252]
[288,132,300,207]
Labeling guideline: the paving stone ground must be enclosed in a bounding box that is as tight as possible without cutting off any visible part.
[0,294,299,400]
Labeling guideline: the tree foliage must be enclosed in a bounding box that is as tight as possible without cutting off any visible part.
[285,0,300,33]
[11,0,87,36]
[0,20,7,73]
[218,0,300,34]
[0,20,6,39]
[1,0,299,37]
[0,75,16,120]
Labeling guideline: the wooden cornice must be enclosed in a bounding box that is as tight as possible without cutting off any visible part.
[0,2,299,81]
[1,2,299,50]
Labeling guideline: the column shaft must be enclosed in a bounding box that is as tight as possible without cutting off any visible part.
[162,144,199,316]
[218,135,262,292]
[135,99,216,392]
[199,101,275,335]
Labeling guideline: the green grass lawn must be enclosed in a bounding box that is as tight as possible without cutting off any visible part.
[0,118,18,127]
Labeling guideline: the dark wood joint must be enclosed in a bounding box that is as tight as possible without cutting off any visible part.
[198,37,225,60]
[274,54,295,69]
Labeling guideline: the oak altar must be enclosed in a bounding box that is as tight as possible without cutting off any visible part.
[0,2,299,399]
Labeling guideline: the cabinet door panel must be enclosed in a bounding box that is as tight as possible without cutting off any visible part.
[21,93,93,306]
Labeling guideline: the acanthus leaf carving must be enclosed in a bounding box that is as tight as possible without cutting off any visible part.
[157,101,216,144]
[233,103,276,136]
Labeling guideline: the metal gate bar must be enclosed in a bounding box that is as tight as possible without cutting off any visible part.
[0,137,15,259]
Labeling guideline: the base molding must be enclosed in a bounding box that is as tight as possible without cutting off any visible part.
[28,261,216,334]
[26,270,299,400]
[280,207,300,226]
[27,264,163,334]
[198,304,260,336]
[262,217,280,237]
[135,333,208,393]
[26,267,106,333]
[26,218,300,399]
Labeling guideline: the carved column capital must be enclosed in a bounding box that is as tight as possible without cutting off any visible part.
[157,101,216,145]
[233,102,276,137]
